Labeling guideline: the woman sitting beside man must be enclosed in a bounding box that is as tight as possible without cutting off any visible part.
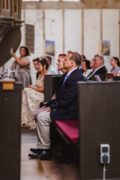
[21,58,49,129]
[81,59,93,78]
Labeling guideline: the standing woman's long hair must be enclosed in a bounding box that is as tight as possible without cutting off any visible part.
[19,46,30,57]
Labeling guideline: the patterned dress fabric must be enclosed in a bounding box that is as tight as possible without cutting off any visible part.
[11,56,32,88]
[17,56,32,88]
[21,75,44,129]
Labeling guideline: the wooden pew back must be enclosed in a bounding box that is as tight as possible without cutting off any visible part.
[78,81,120,180]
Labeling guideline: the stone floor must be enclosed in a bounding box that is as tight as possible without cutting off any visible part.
[21,129,79,180]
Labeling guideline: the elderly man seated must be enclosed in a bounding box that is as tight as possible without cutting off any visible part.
[87,55,107,81]
[29,51,86,160]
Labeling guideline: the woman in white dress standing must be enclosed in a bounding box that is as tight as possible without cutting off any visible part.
[21,58,49,129]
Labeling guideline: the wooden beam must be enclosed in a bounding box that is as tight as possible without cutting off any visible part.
[22,0,120,10]
[22,2,86,9]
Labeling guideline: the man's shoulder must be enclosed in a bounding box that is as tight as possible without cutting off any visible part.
[96,66,107,74]
[69,68,86,81]
[71,68,82,75]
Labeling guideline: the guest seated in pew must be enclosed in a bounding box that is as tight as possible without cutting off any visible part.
[29,51,86,160]
[81,59,93,78]
[90,57,96,70]
[67,51,82,68]
[33,58,40,71]
[110,57,120,76]
[87,55,107,81]
[85,58,96,78]
[81,54,86,61]
[44,55,58,75]
[21,58,49,129]
[32,58,41,79]
[57,53,66,75]
[38,53,67,108]
[67,51,83,73]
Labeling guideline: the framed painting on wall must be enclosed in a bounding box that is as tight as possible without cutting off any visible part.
[45,40,55,56]
[99,40,110,56]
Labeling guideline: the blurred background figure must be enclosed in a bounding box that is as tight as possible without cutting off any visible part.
[32,58,40,79]
[10,46,31,88]
[87,55,107,81]
[21,58,49,129]
[45,55,58,74]
[81,54,86,61]
[110,57,120,76]
[33,58,40,71]
[68,51,82,68]
[81,60,92,78]
[90,57,96,70]
[57,54,66,74]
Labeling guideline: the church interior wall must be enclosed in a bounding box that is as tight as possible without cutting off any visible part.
[4,7,120,84]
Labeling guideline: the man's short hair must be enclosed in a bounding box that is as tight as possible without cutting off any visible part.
[94,54,99,57]
[94,54,104,63]
[98,55,104,63]
[68,51,81,66]
[33,58,39,62]
[67,50,73,54]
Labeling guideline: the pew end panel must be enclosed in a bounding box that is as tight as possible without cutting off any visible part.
[78,81,120,180]
[0,81,22,180]
[44,75,61,102]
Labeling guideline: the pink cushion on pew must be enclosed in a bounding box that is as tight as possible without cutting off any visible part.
[55,120,79,144]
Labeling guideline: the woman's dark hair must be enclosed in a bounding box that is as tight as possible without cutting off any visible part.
[112,57,120,66]
[20,46,30,56]
[45,56,52,64]
[83,60,91,69]
[81,54,86,61]
[38,58,49,71]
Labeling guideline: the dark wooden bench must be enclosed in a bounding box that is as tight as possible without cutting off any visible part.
[45,75,80,162]
[44,74,61,102]
[0,81,22,180]
[55,120,79,144]
[78,81,120,180]
[51,119,79,163]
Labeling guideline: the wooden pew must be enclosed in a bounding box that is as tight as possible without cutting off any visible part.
[55,120,79,144]
[44,74,61,102]
[78,81,120,180]
[0,81,22,180]
[53,81,120,179]
[45,74,79,162]
[51,119,79,163]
